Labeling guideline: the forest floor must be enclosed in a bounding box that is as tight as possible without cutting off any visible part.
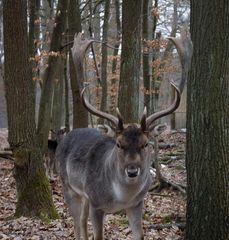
[0,129,186,240]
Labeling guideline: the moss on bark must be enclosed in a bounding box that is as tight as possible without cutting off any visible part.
[14,148,58,220]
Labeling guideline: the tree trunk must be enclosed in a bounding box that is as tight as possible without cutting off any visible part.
[150,0,158,114]
[186,1,229,239]
[151,31,161,113]
[3,0,57,219]
[64,57,70,132]
[68,0,88,128]
[168,0,178,129]
[28,0,40,58]
[118,0,142,122]
[51,58,65,129]
[28,0,40,94]
[110,0,121,115]
[142,0,150,112]
[37,0,67,150]
[92,0,101,53]
[98,0,110,124]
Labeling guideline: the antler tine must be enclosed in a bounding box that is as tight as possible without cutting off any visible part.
[116,108,124,131]
[145,28,192,130]
[81,87,120,129]
[145,82,181,129]
[140,107,147,132]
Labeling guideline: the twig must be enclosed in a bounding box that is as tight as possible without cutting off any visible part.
[0,150,14,161]
[151,135,186,195]
[149,193,174,198]
[160,177,186,194]
[148,222,186,230]
[61,40,119,51]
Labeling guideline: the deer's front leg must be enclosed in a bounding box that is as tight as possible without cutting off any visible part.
[126,201,144,240]
[90,206,104,240]
[80,197,89,240]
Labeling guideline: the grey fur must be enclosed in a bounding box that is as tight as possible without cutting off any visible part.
[44,128,66,179]
[56,127,152,240]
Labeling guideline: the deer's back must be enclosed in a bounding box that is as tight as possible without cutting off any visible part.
[56,128,115,197]
[56,128,101,175]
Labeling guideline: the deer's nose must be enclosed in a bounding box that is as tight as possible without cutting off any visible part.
[125,165,140,178]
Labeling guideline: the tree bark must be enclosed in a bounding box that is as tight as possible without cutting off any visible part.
[37,0,67,150]
[28,0,40,58]
[64,57,70,132]
[150,0,159,114]
[186,1,229,239]
[3,0,57,219]
[68,0,88,128]
[110,0,121,114]
[118,0,142,122]
[167,0,178,129]
[142,0,150,112]
[98,0,110,124]
[28,0,40,94]
[51,58,65,129]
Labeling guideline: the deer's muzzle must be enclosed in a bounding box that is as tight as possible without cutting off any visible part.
[125,165,140,178]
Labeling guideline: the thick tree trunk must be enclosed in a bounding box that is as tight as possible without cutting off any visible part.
[186,1,229,239]
[3,0,57,219]
[14,149,58,219]
[118,0,142,122]
[68,0,88,128]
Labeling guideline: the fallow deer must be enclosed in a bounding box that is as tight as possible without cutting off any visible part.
[56,30,192,240]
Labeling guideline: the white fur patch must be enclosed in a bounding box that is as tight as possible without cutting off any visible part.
[112,181,124,201]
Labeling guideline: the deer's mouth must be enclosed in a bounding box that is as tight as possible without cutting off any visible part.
[125,165,140,178]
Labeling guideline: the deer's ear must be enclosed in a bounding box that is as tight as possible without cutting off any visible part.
[140,107,147,132]
[116,138,123,149]
[116,135,126,149]
[62,128,67,134]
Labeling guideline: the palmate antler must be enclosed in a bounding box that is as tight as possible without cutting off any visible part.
[71,30,193,132]
[71,33,124,130]
[71,33,94,89]
[141,28,193,132]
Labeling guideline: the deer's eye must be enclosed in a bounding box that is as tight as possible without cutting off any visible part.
[116,143,121,148]
[142,142,148,148]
